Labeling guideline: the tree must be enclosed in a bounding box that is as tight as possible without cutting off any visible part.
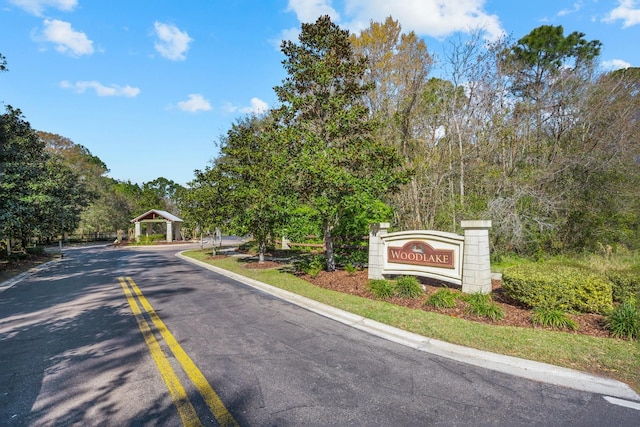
[77,178,139,236]
[274,15,405,271]
[140,177,183,215]
[557,67,640,250]
[39,131,108,182]
[495,26,608,253]
[179,166,230,241]
[0,107,91,250]
[351,17,433,228]
[33,155,92,242]
[182,115,291,262]
[0,106,48,251]
[501,25,601,102]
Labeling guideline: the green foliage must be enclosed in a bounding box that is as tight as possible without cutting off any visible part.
[531,307,578,331]
[502,263,613,314]
[25,246,46,255]
[183,115,292,262]
[274,15,407,271]
[140,177,183,214]
[606,268,640,304]
[424,288,459,309]
[281,205,322,243]
[343,263,358,274]
[0,106,91,247]
[607,300,639,340]
[394,275,424,298]
[463,293,504,321]
[503,25,601,99]
[332,195,393,242]
[335,249,368,268]
[368,279,395,299]
[294,255,326,278]
[134,234,165,245]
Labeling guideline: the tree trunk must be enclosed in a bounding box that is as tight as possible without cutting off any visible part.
[259,241,265,264]
[324,222,336,272]
[410,177,422,229]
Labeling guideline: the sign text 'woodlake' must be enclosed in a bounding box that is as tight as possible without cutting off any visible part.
[387,241,455,269]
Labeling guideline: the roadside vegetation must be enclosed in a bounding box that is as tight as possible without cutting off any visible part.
[2,12,638,395]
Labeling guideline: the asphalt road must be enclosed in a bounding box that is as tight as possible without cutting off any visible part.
[1,244,639,426]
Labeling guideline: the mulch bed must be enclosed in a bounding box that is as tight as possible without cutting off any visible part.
[223,256,612,338]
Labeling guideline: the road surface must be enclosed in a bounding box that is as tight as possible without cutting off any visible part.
[1,243,638,425]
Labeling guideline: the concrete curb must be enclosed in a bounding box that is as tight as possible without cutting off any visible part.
[0,259,60,294]
[176,252,640,402]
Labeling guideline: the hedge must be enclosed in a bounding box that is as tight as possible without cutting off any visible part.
[502,263,613,314]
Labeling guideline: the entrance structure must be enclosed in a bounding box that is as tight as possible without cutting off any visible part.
[368,221,492,294]
[131,209,183,243]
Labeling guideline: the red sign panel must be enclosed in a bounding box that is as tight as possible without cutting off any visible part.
[387,241,455,269]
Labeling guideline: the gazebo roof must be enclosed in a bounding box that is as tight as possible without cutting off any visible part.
[131,209,183,223]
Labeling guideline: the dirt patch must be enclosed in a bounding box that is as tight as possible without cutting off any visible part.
[243,261,282,269]
[0,254,55,283]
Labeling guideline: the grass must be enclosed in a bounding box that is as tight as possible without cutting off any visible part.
[531,307,579,331]
[184,250,640,393]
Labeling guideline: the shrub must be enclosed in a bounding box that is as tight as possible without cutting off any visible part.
[294,255,325,278]
[26,246,45,255]
[343,263,358,275]
[607,300,639,340]
[463,293,504,321]
[394,276,424,298]
[335,249,368,268]
[501,263,613,314]
[531,307,578,331]
[369,279,394,299]
[606,268,640,304]
[136,234,166,245]
[424,288,459,309]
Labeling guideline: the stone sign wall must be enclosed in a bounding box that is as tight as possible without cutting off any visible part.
[368,221,492,294]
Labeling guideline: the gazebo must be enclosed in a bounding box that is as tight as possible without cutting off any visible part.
[131,209,183,243]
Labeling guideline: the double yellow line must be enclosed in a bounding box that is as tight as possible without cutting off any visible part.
[119,276,238,427]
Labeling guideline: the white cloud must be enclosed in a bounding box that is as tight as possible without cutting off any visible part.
[286,0,340,22]
[241,98,269,114]
[272,27,301,49]
[60,80,140,97]
[557,2,583,17]
[273,0,341,49]
[601,59,632,71]
[223,97,269,115]
[9,0,77,16]
[153,22,192,61]
[603,0,640,27]
[40,19,94,56]
[342,0,504,41]
[283,0,504,42]
[177,94,212,113]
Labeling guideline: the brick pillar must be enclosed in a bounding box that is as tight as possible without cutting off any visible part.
[368,223,390,280]
[461,220,492,294]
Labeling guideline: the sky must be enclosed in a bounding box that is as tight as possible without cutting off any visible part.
[1,0,638,187]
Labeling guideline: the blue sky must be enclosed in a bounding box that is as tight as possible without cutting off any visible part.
[1,0,638,186]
